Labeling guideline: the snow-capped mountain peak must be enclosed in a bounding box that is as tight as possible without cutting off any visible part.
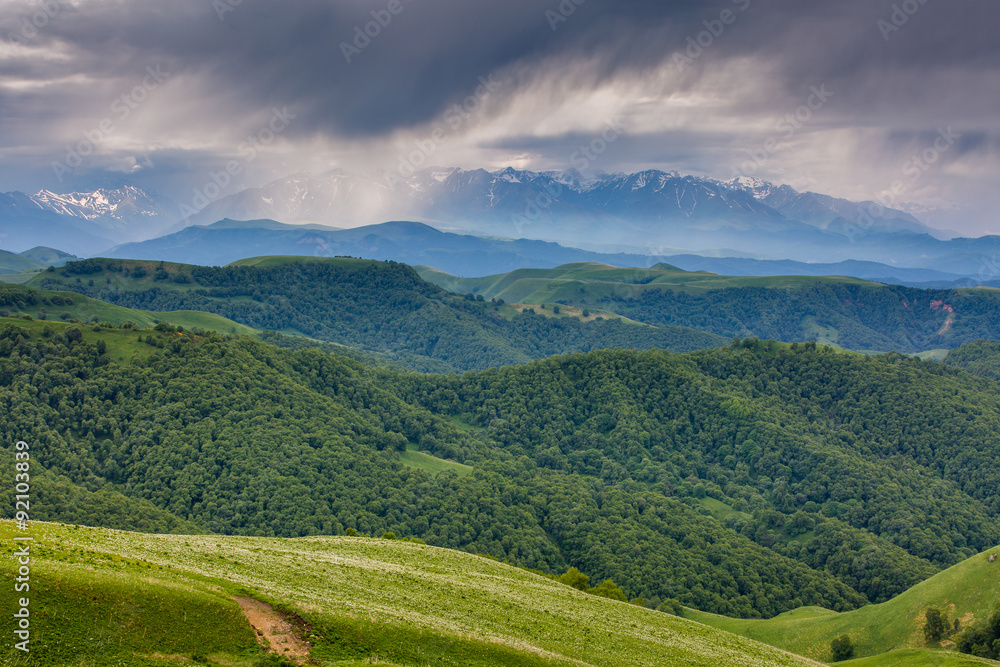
[29,185,167,222]
[728,176,782,200]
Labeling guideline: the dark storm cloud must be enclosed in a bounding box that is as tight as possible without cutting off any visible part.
[0,0,998,231]
[8,0,992,139]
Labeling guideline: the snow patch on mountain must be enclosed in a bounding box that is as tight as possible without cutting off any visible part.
[30,185,166,221]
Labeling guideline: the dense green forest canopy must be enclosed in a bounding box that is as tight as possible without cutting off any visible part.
[401,338,1000,599]
[944,340,1000,381]
[0,319,866,619]
[600,283,998,352]
[6,318,1000,620]
[26,257,725,371]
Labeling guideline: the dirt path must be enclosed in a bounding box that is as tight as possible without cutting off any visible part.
[234,596,311,663]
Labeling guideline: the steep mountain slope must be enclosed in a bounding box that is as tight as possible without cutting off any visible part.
[0,185,177,254]
[105,218,659,276]
[0,190,117,255]
[27,257,726,371]
[0,521,829,667]
[173,166,1000,272]
[15,169,1000,273]
[180,167,940,262]
[729,176,940,237]
[29,185,172,227]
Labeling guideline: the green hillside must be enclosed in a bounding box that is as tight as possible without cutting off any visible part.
[417,261,872,303]
[0,282,256,335]
[944,340,1000,381]
[0,248,44,275]
[403,339,1000,608]
[0,521,829,667]
[417,262,1000,353]
[840,650,1000,666]
[688,544,1000,662]
[0,319,871,619]
[17,245,77,265]
[26,256,727,371]
[9,315,1000,650]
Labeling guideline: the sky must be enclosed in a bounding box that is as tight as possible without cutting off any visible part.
[0,0,998,235]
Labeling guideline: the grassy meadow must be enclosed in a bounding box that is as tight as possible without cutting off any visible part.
[0,520,827,667]
[688,544,1000,662]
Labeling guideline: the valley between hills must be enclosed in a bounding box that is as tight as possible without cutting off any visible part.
[6,2,1000,664]
[4,254,1000,665]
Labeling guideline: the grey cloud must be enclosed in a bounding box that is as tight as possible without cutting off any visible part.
[0,0,998,232]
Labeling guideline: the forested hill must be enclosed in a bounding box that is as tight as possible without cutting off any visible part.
[0,318,861,620]
[402,338,1000,602]
[26,257,725,371]
[7,318,1000,621]
[944,340,1000,381]
[420,262,1000,353]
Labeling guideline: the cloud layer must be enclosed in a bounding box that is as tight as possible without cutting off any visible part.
[1,0,998,233]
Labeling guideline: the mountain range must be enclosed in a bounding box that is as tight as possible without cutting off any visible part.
[180,167,951,260]
[6,168,1000,281]
[98,218,979,285]
[0,185,176,254]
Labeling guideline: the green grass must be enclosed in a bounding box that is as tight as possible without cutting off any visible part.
[0,316,159,362]
[839,648,1000,666]
[416,262,880,342]
[399,443,473,477]
[1,282,256,336]
[0,525,264,666]
[449,416,486,433]
[800,315,840,347]
[25,259,208,293]
[0,268,47,284]
[915,349,951,362]
[697,497,752,524]
[0,316,248,367]
[688,544,1000,662]
[0,248,45,275]
[0,521,828,667]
